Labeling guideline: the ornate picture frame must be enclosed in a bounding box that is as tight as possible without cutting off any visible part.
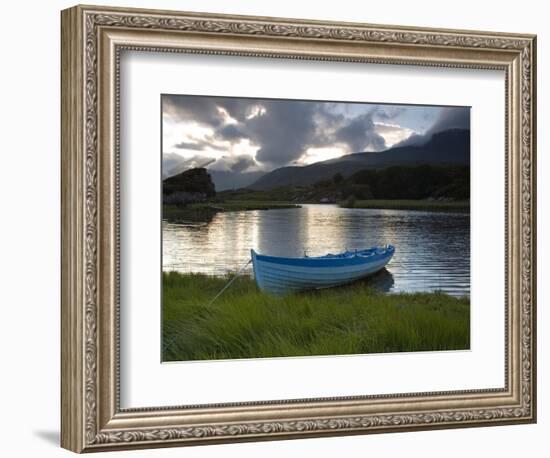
[61,4,536,453]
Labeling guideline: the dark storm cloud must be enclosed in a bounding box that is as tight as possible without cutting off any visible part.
[217,124,247,140]
[429,106,470,133]
[163,95,257,127]
[163,96,226,127]
[163,95,409,167]
[334,112,386,152]
[373,105,405,121]
[162,152,258,178]
[165,95,324,166]
[213,155,257,173]
[229,156,256,172]
[162,153,205,178]
[216,98,253,122]
[173,140,210,151]
[163,152,185,173]
[396,106,470,147]
[244,100,320,166]
[219,99,387,164]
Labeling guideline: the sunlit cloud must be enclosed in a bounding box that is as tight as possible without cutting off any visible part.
[374,122,415,148]
[218,106,238,125]
[162,95,470,175]
[230,138,260,158]
[246,104,266,119]
[299,146,349,165]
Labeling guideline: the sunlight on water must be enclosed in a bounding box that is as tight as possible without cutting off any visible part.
[163,204,470,297]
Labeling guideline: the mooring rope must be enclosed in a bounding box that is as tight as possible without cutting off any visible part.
[206,258,252,308]
[162,257,253,355]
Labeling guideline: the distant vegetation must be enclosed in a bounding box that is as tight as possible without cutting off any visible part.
[219,164,470,206]
[162,272,470,361]
[162,163,469,223]
[163,201,300,223]
[341,199,470,212]
[348,164,469,200]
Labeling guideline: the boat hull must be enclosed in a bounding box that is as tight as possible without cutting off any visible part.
[251,245,394,295]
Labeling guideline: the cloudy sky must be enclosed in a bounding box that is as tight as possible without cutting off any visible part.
[162,95,470,175]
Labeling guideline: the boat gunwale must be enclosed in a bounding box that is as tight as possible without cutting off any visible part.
[251,245,395,268]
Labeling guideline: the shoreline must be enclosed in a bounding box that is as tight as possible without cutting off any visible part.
[339,199,470,212]
[163,272,470,362]
[163,201,300,222]
[163,198,469,222]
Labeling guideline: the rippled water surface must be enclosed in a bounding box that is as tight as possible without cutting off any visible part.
[163,204,470,297]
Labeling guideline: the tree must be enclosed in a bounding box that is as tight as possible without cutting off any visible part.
[344,194,356,208]
[332,172,344,185]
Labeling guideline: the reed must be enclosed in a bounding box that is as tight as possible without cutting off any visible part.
[162,272,470,361]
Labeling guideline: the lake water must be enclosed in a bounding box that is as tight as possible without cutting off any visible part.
[163,204,470,297]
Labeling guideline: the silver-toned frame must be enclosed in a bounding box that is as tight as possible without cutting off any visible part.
[61,4,536,453]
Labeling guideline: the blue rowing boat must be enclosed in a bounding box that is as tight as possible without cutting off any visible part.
[251,245,395,295]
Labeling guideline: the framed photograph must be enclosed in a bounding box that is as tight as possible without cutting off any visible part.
[61,4,537,453]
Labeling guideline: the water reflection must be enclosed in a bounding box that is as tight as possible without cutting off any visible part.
[163,204,470,297]
[362,268,395,293]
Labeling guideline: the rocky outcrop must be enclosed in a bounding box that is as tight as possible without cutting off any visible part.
[163,167,215,205]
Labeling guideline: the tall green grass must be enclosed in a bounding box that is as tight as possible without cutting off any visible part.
[162,272,470,361]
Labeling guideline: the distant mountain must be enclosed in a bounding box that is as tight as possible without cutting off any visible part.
[208,170,266,191]
[249,128,470,190]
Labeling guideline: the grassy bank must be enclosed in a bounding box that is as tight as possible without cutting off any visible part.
[163,201,300,222]
[163,272,470,362]
[219,188,302,202]
[340,199,470,212]
[218,189,469,212]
